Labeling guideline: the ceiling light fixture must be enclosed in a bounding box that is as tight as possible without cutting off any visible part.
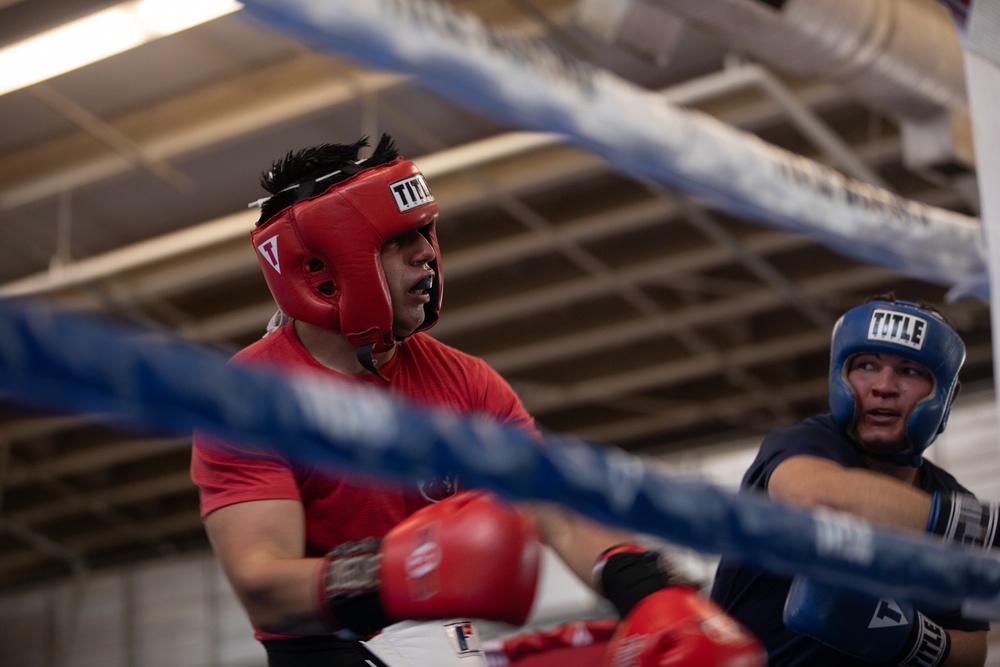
[0,0,243,97]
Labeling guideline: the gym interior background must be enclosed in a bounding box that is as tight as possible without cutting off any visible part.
[0,0,998,664]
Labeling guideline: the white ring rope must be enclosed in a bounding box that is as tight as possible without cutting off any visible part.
[238,0,988,300]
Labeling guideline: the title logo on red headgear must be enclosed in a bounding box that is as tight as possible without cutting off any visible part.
[257,235,281,274]
[390,174,434,212]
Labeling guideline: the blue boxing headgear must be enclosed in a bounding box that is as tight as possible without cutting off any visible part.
[829,299,965,466]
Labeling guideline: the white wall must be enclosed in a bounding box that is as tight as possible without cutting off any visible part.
[2,392,999,666]
[0,552,265,667]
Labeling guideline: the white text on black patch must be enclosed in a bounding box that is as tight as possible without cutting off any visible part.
[390,174,434,212]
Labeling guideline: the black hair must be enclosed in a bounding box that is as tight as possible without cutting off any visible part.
[256,133,401,226]
[864,291,956,329]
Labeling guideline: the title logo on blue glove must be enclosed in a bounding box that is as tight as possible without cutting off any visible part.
[869,598,908,629]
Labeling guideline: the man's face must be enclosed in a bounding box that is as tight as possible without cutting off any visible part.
[846,352,934,453]
[380,226,436,338]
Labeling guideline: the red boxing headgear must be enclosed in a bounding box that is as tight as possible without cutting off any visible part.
[250,158,442,354]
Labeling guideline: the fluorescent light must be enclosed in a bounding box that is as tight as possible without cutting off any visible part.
[136,0,242,36]
[0,0,242,97]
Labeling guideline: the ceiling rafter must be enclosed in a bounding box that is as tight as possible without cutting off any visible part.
[0,0,988,593]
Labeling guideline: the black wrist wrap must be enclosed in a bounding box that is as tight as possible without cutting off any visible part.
[596,547,672,618]
[322,539,392,636]
[896,612,950,667]
[931,492,999,551]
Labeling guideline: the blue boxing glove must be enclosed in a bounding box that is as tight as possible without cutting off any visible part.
[783,576,950,667]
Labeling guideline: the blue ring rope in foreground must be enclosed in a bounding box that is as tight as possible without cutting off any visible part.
[1,299,999,617]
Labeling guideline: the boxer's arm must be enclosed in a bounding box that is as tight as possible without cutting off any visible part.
[208,493,540,638]
[772,457,1000,576]
[204,498,330,635]
[525,501,636,585]
[526,503,765,666]
[947,629,988,667]
[312,491,540,636]
[769,455,933,530]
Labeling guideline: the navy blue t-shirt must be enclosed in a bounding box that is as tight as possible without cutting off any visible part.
[709,414,989,667]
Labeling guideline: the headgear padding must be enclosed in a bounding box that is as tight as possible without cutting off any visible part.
[829,299,965,465]
[250,158,442,354]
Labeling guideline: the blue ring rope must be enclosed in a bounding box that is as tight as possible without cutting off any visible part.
[1,299,998,617]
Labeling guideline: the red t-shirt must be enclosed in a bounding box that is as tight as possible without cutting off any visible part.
[190,324,536,640]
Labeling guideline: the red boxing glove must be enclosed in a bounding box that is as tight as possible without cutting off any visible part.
[604,587,767,667]
[379,491,541,626]
[485,619,618,664]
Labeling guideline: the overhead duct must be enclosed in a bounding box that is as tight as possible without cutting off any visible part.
[576,0,975,180]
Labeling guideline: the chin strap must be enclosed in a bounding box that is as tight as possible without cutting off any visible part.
[861,446,924,468]
[848,428,924,468]
[356,343,388,382]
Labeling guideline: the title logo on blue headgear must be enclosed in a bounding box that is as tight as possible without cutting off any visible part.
[829,299,965,466]
[867,309,926,351]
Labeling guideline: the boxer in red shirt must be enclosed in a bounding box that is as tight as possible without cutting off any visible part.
[191,134,764,667]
